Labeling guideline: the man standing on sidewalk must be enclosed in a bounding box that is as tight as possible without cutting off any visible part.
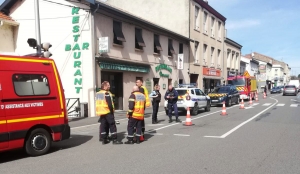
[96,81,123,145]
[165,85,181,123]
[125,86,146,144]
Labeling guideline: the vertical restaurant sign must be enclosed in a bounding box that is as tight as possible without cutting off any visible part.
[177,54,184,70]
[65,7,90,94]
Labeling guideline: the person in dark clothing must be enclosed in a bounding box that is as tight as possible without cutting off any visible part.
[164,85,181,123]
[149,84,161,124]
[96,81,123,145]
[264,85,268,96]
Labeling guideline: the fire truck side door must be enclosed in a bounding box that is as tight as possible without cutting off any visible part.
[0,80,8,149]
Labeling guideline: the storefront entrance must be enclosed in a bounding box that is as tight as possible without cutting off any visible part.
[101,71,123,110]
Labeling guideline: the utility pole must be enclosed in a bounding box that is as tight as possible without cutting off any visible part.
[34,0,42,54]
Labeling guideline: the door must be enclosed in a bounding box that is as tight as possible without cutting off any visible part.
[0,79,8,149]
[195,89,206,107]
[102,72,123,110]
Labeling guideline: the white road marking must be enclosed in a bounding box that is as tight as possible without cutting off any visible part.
[244,106,254,109]
[146,124,165,126]
[123,132,163,135]
[276,104,285,106]
[262,103,272,106]
[204,97,278,139]
[174,134,190,137]
[253,103,259,106]
[290,104,298,107]
[291,99,298,102]
[146,105,239,133]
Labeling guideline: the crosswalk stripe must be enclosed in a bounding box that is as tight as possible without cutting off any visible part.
[276,104,285,106]
[290,104,298,107]
[263,103,272,106]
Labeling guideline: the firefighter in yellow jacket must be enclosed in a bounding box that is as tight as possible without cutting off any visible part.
[96,81,123,145]
[135,79,150,140]
[125,86,146,144]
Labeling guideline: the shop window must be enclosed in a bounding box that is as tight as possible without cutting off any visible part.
[12,74,50,96]
[113,21,126,45]
[135,28,145,50]
[179,79,183,84]
[179,43,183,54]
[154,34,162,54]
[168,39,175,57]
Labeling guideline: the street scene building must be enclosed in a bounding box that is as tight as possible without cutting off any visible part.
[1,0,300,173]
[94,3,190,110]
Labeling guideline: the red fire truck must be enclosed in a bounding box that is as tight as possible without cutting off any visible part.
[227,71,257,100]
[0,54,70,156]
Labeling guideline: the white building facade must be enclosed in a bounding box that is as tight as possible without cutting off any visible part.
[0,0,190,116]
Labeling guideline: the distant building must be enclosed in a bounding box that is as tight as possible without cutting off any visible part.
[0,12,18,53]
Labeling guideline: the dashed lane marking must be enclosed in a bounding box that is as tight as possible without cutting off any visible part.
[146,124,165,126]
[276,104,285,106]
[290,104,298,107]
[174,134,190,137]
[262,103,272,106]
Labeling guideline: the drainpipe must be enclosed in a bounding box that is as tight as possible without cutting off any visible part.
[188,0,191,84]
[91,3,99,117]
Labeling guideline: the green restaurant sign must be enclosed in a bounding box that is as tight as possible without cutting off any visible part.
[100,62,149,73]
[65,7,90,94]
[155,64,172,78]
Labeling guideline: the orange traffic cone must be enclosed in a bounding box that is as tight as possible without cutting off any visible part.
[220,101,228,115]
[249,93,253,105]
[263,92,266,99]
[184,107,193,126]
[240,99,245,109]
[255,92,259,101]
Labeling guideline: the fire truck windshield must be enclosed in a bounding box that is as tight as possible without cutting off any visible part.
[228,78,245,86]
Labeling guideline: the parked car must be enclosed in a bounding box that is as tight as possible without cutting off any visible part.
[164,84,211,116]
[209,85,240,107]
[283,85,297,96]
[271,87,281,94]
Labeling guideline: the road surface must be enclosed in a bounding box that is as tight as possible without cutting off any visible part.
[1,94,300,174]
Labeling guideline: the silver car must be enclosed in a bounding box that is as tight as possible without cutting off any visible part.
[283,85,297,96]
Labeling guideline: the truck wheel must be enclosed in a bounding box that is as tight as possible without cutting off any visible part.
[25,128,52,157]
[191,103,198,115]
[205,101,210,112]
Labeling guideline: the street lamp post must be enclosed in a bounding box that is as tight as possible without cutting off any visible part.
[34,0,42,54]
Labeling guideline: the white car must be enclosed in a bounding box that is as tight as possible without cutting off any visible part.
[164,86,211,116]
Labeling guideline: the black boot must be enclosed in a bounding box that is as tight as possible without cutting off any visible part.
[135,137,140,144]
[112,139,123,144]
[169,118,173,123]
[124,139,134,144]
[176,118,182,123]
[101,139,110,145]
[152,120,156,124]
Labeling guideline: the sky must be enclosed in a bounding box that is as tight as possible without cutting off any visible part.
[208,0,300,76]
[0,0,299,75]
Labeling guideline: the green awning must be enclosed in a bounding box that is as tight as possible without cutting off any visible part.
[99,61,150,73]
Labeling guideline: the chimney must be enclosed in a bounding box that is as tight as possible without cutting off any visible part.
[203,0,208,4]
